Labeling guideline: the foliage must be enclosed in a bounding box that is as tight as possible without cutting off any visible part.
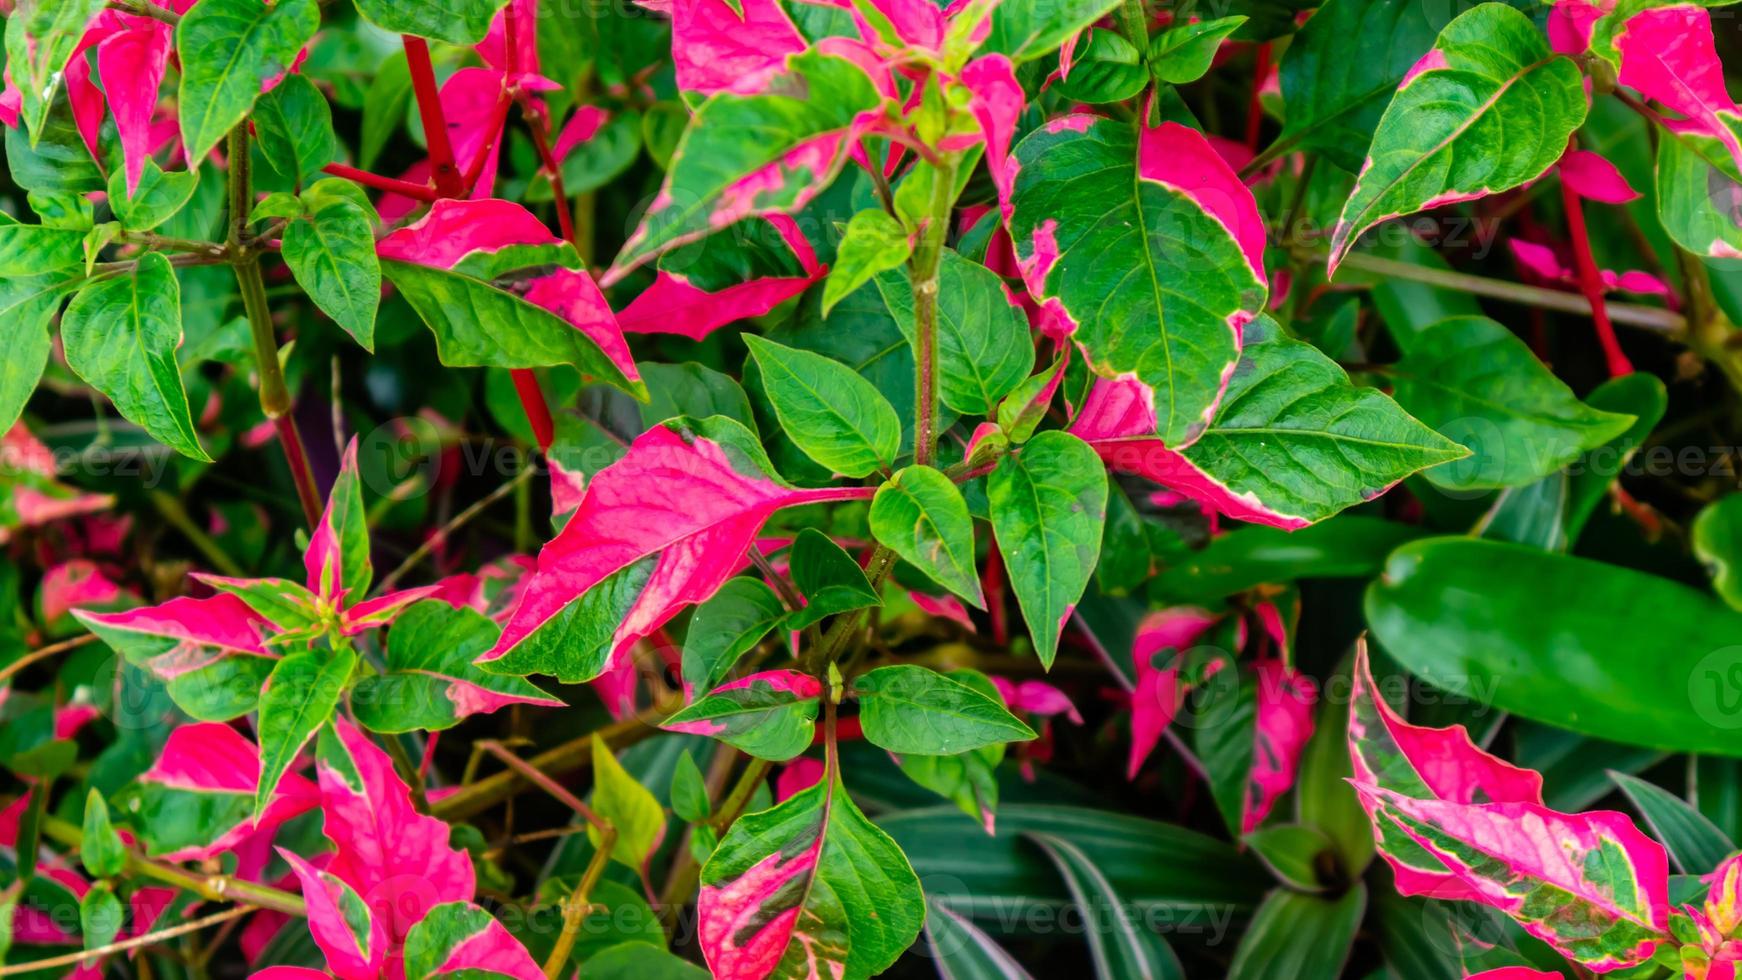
[0,0,1740,977]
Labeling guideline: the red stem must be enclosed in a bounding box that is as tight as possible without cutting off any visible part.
[461,90,516,193]
[403,36,466,199]
[1560,175,1633,377]
[273,414,324,529]
[984,544,1009,647]
[506,0,576,246]
[511,370,555,452]
[320,162,437,201]
[1244,43,1271,154]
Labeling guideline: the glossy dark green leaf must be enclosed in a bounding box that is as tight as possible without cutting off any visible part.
[1192,662,1257,838]
[744,334,901,478]
[62,253,212,461]
[1154,517,1423,604]
[1027,831,1186,979]
[177,0,321,163]
[786,528,881,630]
[1611,771,1736,874]
[380,258,644,398]
[253,73,336,183]
[979,0,1124,64]
[1391,316,1635,490]
[282,179,379,350]
[639,361,756,433]
[255,642,354,814]
[1695,493,1742,612]
[870,465,984,608]
[988,431,1107,668]
[875,250,1035,416]
[0,273,74,432]
[680,577,787,697]
[1054,29,1148,104]
[1367,537,1742,756]
[1227,884,1365,979]
[1148,15,1248,84]
[854,665,1035,756]
[1564,373,1666,543]
[583,942,710,980]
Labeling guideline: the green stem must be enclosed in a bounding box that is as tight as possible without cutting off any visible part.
[227,123,323,531]
[909,158,960,468]
[1115,0,1149,52]
[38,814,307,916]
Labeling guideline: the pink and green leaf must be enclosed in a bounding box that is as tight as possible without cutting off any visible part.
[1128,606,1219,779]
[401,901,545,980]
[477,416,870,683]
[616,216,824,341]
[661,669,824,762]
[127,722,319,861]
[279,849,387,980]
[1612,5,1742,181]
[669,0,808,95]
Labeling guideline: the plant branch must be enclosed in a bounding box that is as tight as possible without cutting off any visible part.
[403,36,466,198]
[37,814,307,916]
[107,0,179,26]
[1559,171,1634,376]
[374,463,536,595]
[149,490,247,576]
[0,906,251,976]
[320,162,437,201]
[0,635,97,685]
[909,158,959,468]
[229,123,324,530]
[1310,247,1688,335]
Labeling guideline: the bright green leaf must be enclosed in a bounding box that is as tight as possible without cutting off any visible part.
[743,334,902,478]
[869,465,983,607]
[177,0,321,164]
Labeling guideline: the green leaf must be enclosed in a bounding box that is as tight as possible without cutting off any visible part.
[1026,832,1186,979]
[1611,771,1736,874]
[352,0,511,47]
[1163,321,1468,525]
[743,334,901,478]
[854,665,1035,755]
[699,770,924,979]
[583,942,711,980]
[1191,661,1257,838]
[670,750,712,823]
[870,465,984,607]
[1328,4,1587,271]
[979,0,1124,64]
[6,95,104,194]
[875,250,1035,416]
[660,672,822,762]
[108,161,201,232]
[351,601,557,733]
[1270,0,1457,173]
[1366,536,1742,756]
[639,361,756,433]
[824,210,911,317]
[590,735,666,871]
[1244,824,1338,893]
[1153,517,1423,604]
[177,0,321,164]
[1656,132,1742,259]
[1294,658,1375,877]
[1390,316,1636,490]
[255,642,354,814]
[987,430,1107,668]
[680,577,787,697]
[380,259,644,398]
[61,252,212,461]
[1696,493,1742,612]
[253,73,337,184]
[996,355,1064,444]
[1054,29,1149,104]
[1564,373,1666,543]
[79,790,127,879]
[1148,16,1248,84]
[282,179,380,350]
[1226,884,1366,978]
[79,881,123,952]
[786,528,881,630]
[4,0,109,141]
[0,220,86,277]
[0,274,75,432]
[1007,117,1265,445]
[611,51,884,274]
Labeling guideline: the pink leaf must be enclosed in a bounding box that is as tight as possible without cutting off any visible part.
[551,104,608,161]
[74,593,274,679]
[1243,658,1315,832]
[478,417,871,680]
[477,0,539,78]
[1548,0,1607,54]
[1558,148,1640,203]
[39,559,127,623]
[670,0,807,95]
[1138,120,1268,283]
[438,67,514,197]
[775,756,826,802]
[960,55,1024,210]
[1463,970,1562,980]
[249,969,335,980]
[96,17,173,194]
[990,676,1082,723]
[427,909,544,980]
[279,849,388,980]
[314,719,475,963]
[1357,786,1669,969]
[1069,377,1313,531]
[1128,606,1219,778]
[616,217,824,340]
[851,0,946,50]
[910,590,975,631]
[1614,6,1742,177]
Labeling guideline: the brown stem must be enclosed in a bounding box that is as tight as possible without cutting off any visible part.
[37,814,307,916]
[0,906,251,976]
[373,463,536,595]
[431,708,674,821]
[0,635,97,685]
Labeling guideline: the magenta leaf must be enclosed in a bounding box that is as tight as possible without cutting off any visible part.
[95,15,173,194]
[1558,148,1641,204]
[73,592,276,685]
[1244,658,1316,833]
[127,722,318,861]
[1613,6,1742,180]
[1128,606,1219,779]
[616,217,824,341]
[279,849,388,980]
[311,719,476,970]
[669,0,807,95]
[477,416,870,684]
